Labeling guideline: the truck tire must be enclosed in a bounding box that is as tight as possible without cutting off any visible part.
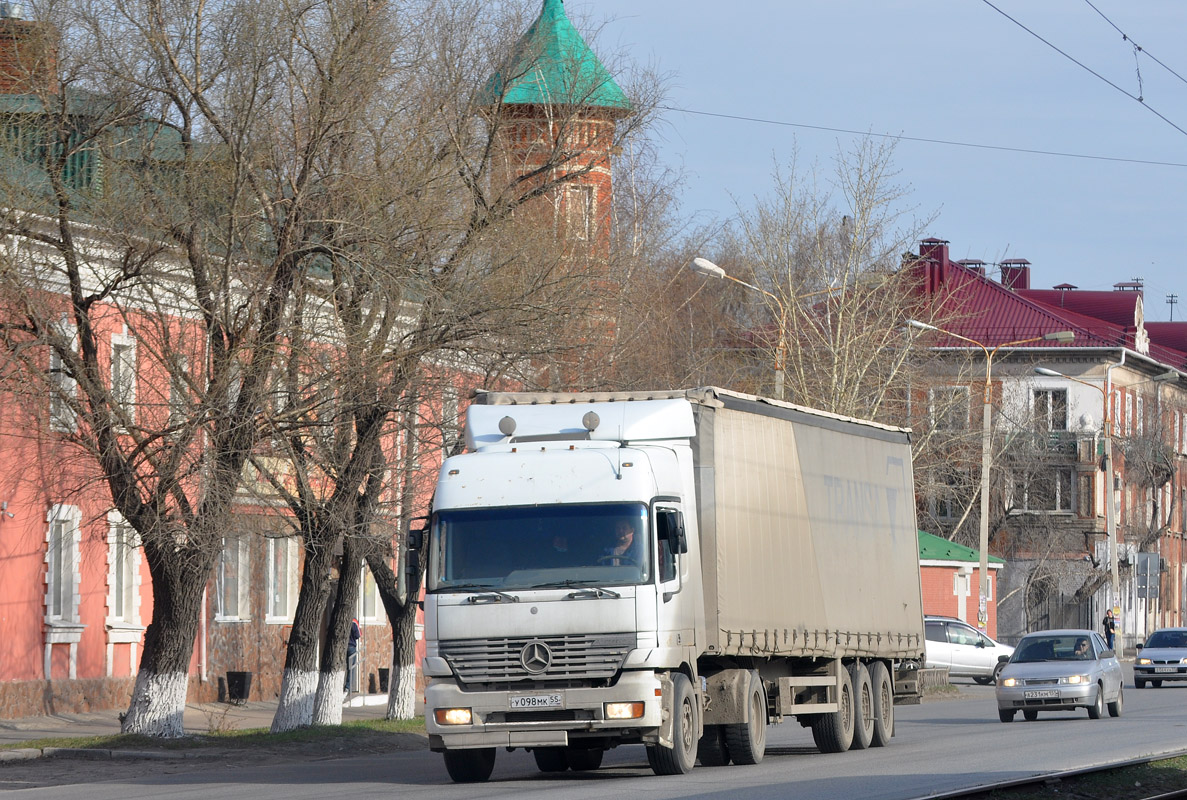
[697,725,730,766]
[565,747,604,771]
[649,673,698,775]
[811,666,854,753]
[847,663,874,751]
[443,748,496,783]
[532,747,569,772]
[723,671,766,765]
[868,661,894,747]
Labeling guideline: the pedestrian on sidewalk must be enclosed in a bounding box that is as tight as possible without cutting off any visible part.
[345,617,361,692]
[1102,608,1116,650]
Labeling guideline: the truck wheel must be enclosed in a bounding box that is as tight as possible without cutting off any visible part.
[811,665,854,753]
[532,747,569,772]
[565,747,604,771]
[443,748,496,783]
[650,673,698,775]
[847,663,874,751]
[868,661,894,747]
[724,671,766,765]
[697,725,730,766]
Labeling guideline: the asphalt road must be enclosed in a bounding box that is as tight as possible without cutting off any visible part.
[12,675,1187,800]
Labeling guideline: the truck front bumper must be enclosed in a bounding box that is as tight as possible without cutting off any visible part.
[425,670,664,750]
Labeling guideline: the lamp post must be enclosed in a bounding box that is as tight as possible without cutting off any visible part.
[910,321,1075,631]
[1034,366,1177,657]
[690,257,789,399]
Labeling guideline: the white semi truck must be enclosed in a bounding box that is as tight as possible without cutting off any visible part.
[420,388,925,782]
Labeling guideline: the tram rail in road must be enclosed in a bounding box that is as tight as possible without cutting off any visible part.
[917,746,1187,800]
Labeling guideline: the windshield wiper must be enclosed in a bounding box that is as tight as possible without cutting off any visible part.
[566,587,621,600]
[440,583,520,604]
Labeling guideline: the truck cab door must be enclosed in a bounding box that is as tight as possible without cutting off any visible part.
[652,501,695,652]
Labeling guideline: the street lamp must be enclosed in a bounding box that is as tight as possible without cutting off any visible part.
[910,320,1075,631]
[1035,365,1178,656]
[690,257,789,399]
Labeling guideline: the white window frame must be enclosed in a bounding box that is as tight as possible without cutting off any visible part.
[565,183,594,241]
[111,331,137,421]
[265,535,299,623]
[105,512,144,677]
[359,563,386,624]
[49,322,78,433]
[1033,388,1069,431]
[45,504,84,678]
[216,535,251,621]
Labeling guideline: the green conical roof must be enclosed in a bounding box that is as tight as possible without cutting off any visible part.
[481,0,630,111]
[917,530,1005,565]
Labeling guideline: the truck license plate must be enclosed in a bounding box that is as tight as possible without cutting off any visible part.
[1155,667,1179,673]
[1023,689,1059,699]
[510,694,562,710]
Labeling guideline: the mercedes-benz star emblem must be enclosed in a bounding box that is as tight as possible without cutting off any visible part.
[520,640,552,674]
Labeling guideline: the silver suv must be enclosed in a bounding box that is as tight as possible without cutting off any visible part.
[925,616,1015,684]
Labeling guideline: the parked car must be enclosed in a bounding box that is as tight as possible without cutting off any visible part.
[924,616,1014,684]
[995,629,1123,722]
[1135,627,1187,688]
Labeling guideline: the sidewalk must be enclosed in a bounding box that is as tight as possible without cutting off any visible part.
[0,693,396,747]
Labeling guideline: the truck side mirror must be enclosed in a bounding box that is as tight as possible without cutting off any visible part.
[404,550,421,583]
[671,517,688,554]
[406,521,427,550]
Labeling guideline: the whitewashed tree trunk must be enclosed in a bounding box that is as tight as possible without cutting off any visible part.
[312,670,346,726]
[121,670,188,737]
[386,663,418,719]
[270,667,319,732]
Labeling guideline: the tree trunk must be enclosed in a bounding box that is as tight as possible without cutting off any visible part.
[386,590,420,719]
[272,528,339,732]
[121,542,214,737]
[312,533,364,726]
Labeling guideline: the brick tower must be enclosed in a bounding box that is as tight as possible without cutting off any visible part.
[0,4,56,96]
[482,0,630,261]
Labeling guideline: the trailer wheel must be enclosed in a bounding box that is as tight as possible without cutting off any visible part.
[443,748,496,783]
[724,671,767,765]
[847,663,874,751]
[532,747,569,772]
[565,747,604,771]
[649,673,698,775]
[697,725,730,766]
[811,665,854,753]
[868,661,894,747]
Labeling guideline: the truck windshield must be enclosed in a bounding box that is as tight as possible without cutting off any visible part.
[429,503,650,592]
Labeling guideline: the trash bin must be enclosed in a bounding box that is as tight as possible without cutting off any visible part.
[226,671,252,704]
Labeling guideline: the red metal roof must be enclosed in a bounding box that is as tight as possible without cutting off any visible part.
[1016,288,1140,328]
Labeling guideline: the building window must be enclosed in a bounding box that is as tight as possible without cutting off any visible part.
[1017,468,1074,512]
[49,323,78,433]
[1033,389,1068,431]
[169,356,188,428]
[46,505,82,624]
[111,333,137,420]
[359,565,385,624]
[106,516,140,626]
[441,386,460,458]
[216,536,251,620]
[565,184,593,241]
[929,386,969,430]
[266,536,299,622]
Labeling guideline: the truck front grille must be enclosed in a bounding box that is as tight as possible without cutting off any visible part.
[439,633,635,684]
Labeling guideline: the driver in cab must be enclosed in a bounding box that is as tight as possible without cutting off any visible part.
[604,520,642,566]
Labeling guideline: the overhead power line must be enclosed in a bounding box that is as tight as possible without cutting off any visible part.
[1081,0,1187,90]
[979,0,1187,140]
[658,105,1187,169]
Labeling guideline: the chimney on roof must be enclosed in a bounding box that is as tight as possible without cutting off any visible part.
[0,5,56,95]
[999,259,1031,291]
[956,259,986,277]
[1114,279,1143,292]
[919,238,950,293]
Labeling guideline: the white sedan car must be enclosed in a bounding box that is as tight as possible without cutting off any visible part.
[925,616,1014,684]
[1135,627,1187,688]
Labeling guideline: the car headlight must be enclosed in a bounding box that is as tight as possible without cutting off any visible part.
[434,708,473,725]
[1001,677,1018,688]
[1138,658,1152,665]
[1063,675,1090,685]
[1180,658,1187,665]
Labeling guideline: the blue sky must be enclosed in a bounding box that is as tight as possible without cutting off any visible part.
[577,1,1187,320]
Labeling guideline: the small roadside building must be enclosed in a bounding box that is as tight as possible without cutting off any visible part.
[919,530,1007,640]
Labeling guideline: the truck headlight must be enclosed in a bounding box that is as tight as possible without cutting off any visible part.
[604,702,644,720]
[434,708,473,725]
